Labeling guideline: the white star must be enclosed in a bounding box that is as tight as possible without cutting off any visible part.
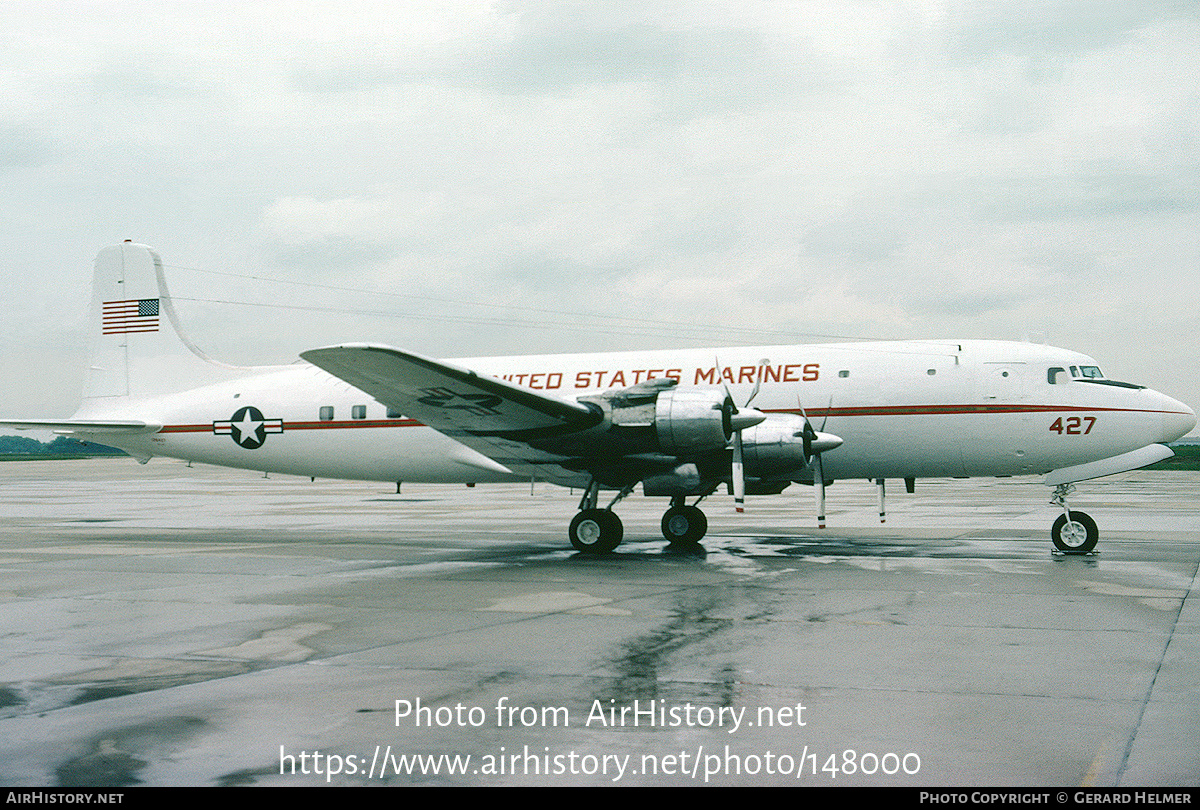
[231,412,263,444]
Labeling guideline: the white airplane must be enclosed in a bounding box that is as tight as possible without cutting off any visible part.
[2,242,1194,555]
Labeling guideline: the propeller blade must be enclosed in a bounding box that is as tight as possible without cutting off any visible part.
[733,431,745,512]
[727,407,762,514]
[796,398,819,463]
[744,358,770,408]
[718,357,770,514]
[813,452,826,529]
[797,397,839,528]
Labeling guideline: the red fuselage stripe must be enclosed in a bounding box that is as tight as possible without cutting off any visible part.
[764,405,1185,417]
[154,404,1189,435]
[159,419,423,433]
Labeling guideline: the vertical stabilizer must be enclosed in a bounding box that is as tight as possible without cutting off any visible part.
[83,242,239,401]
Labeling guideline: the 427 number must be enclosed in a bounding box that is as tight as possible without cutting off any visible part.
[1050,416,1096,435]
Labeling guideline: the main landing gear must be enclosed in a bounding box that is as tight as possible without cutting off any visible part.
[568,484,710,554]
[661,496,707,547]
[1050,483,1098,554]
[568,480,629,554]
[568,509,624,554]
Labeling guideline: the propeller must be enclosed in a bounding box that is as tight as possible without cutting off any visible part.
[796,398,843,528]
[718,358,769,513]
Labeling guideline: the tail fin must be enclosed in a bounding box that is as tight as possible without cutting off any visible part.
[84,242,239,401]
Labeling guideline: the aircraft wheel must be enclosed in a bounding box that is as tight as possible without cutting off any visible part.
[569,509,623,554]
[661,505,707,546]
[1052,510,1098,554]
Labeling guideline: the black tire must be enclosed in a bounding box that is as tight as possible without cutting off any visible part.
[569,509,623,553]
[661,505,707,546]
[1052,510,1098,554]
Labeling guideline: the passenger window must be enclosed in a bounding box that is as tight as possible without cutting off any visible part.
[319,406,334,421]
[386,408,404,419]
[351,405,367,419]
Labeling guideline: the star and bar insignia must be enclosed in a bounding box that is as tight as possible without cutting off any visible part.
[415,387,504,417]
[213,406,284,449]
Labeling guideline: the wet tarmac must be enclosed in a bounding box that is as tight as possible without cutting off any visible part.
[0,458,1196,786]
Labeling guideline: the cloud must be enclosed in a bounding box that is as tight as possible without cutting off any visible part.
[0,1,1197,416]
[0,128,61,170]
[945,0,1196,60]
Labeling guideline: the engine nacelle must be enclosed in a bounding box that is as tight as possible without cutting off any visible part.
[642,463,704,496]
[653,389,731,455]
[740,414,810,474]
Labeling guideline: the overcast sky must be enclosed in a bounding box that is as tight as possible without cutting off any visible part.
[1,1,1197,430]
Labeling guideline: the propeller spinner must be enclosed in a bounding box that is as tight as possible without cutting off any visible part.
[796,400,843,528]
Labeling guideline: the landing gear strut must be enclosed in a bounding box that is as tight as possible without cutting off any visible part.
[1050,483,1098,554]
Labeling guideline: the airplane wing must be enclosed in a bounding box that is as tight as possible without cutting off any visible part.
[0,419,159,435]
[300,344,605,484]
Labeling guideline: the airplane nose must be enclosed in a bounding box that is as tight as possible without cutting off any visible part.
[1160,394,1196,443]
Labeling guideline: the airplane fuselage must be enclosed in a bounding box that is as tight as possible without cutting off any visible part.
[83,339,1191,490]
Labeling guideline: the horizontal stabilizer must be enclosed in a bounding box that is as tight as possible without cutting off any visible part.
[0,419,160,435]
[1044,443,1174,486]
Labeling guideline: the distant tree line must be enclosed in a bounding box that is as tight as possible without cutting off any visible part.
[1147,443,1200,470]
[0,435,126,457]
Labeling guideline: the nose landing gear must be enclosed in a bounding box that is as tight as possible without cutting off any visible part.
[1050,483,1098,554]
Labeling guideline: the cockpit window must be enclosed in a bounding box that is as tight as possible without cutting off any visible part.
[1069,364,1141,389]
[1056,365,1106,384]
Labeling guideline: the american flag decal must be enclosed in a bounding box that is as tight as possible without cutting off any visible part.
[102,299,160,334]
